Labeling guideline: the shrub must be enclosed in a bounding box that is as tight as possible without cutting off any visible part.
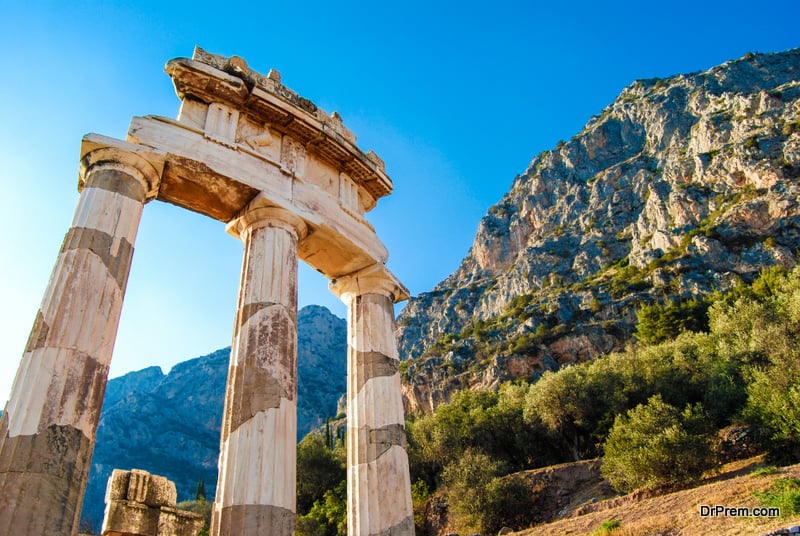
[601,395,718,492]
[592,519,622,535]
[480,474,536,534]
[744,359,800,463]
[635,298,709,345]
[750,466,778,476]
[410,479,431,529]
[296,432,346,515]
[713,265,800,461]
[442,450,504,533]
[296,481,347,536]
[442,450,535,534]
[175,498,211,534]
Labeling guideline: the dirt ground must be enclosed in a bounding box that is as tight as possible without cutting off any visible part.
[514,456,800,536]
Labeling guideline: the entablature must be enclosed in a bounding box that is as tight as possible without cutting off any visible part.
[165,47,392,204]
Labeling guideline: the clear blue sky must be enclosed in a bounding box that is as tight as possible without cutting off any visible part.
[1,0,797,401]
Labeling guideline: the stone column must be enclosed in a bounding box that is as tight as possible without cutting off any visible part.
[331,265,414,536]
[0,145,160,535]
[211,203,307,536]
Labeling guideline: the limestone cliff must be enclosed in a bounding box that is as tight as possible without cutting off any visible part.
[398,49,800,413]
[81,305,346,530]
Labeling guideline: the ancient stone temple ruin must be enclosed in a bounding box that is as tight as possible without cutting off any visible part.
[102,469,204,536]
[0,47,413,536]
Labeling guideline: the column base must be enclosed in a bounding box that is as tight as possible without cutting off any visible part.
[213,504,295,535]
[0,418,92,535]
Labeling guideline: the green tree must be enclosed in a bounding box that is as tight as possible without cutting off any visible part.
[296,481,347,536]
[635,298,709,345]
[524,363,625,460]
[488,382,561,470]
[601,395,718,492]
[175,497,212,535]
[195,479,206,501]
[441,449,503,534]
[736,266,800,462]
[296,431,346,515]
[441,449,536,534]
[407,384,559,489]
[407,389,502,485]
[480,474,537,534]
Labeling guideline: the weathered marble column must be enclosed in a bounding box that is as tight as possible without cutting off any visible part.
[331,265,414,536]
[0,144,160,535]
[211,204,307,536]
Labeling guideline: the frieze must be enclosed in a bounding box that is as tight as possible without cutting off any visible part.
[191,47,355,146]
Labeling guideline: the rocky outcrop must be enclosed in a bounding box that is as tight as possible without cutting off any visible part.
[81,305,346,530]
[398,48,800,413]
[297,305,348,427]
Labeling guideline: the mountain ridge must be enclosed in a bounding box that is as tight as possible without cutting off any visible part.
[81,304,347,530]
[397,48,800,412]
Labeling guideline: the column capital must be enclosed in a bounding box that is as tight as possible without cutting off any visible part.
[329,263,409,303]
[226,198,308,241]
[79,134,165,199]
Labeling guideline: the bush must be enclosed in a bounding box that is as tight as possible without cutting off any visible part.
[442,450,534,534]
[296,481,347,536]
[601,395,718,492]
[410,479,431,529]
[635,298,709,345]
[442,450,504,533]
[480,474,536,534]
[744,358,800,463]
[296,432,346,515]
[592,519,621,535]
[407,385,557,487]
[713,266,800,462]
[525,362,627,461]
[175,498,211,534]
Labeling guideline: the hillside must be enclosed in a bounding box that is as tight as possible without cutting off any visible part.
[81,305,346,530]
[397,48,800,412]
[515,458,800,536]
[417,457,800,535]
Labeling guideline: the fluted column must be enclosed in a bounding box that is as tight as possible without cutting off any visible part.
[212,204,307,536]
[331,264,414,536]
[0,146,160,535]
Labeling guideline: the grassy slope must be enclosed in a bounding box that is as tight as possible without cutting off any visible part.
[515,457,800,536]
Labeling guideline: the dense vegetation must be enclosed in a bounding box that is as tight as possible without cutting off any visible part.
[298,264,800,534]
[296,428,347,536]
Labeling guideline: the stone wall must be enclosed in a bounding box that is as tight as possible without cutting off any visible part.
[101,469,204,536]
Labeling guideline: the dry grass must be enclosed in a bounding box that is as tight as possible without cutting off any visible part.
[516,457,800,536]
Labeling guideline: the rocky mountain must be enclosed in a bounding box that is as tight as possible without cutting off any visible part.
[398,48,800,413]
[81,305,346,529]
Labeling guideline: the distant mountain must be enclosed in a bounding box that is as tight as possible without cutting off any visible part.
[398,48,800,412]
[81,304,346,530]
